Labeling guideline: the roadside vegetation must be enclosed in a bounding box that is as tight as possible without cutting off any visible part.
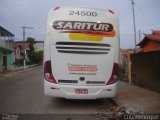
[14,37,43,66]
[118,63,128,81]
[27,37,43,65]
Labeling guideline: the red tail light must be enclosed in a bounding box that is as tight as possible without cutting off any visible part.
[108,10,114,14]
[54,6,60,10]
[44,60,57,83]
[106,63,119,85]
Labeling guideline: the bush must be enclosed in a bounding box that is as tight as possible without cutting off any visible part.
[14,60,23,66]
[28,50,43,64]
[118,63,127,81]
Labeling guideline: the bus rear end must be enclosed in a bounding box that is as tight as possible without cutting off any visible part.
[44,6,119,99]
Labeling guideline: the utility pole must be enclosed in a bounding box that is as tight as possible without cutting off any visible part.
[22,26,33,69]
[131,0,137,52]
[139,30,141,42]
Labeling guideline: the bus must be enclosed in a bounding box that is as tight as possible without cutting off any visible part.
[44,6,120,99]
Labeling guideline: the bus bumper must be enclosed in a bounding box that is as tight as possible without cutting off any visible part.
[44,80,118,99]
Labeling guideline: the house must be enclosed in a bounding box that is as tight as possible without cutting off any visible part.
[0,26,15,72]
[14,41,44,61]
[137,30,160,52]
[120,49,134,65]
[34,41,44,51]
[14,41,30,62]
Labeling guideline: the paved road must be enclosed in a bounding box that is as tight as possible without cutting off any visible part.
[0,66,116,116]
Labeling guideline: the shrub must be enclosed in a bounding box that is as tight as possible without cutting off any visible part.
[28,50,43,64]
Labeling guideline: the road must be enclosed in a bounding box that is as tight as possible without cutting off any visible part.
[0,66,118,119]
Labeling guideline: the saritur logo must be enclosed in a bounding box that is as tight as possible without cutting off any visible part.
[52,20,115,36]
[52,20,115,42]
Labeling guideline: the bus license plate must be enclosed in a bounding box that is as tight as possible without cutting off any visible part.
[75,89,88,94]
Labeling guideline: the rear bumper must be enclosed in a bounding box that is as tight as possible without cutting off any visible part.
[44,80,118,99]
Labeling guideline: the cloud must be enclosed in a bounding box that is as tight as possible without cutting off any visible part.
[0,0,160,48]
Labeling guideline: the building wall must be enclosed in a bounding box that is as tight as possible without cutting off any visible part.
[0,48,15,72]
[131,51,160,93]
[0,50,9,72]
[14,42,29,61]
[9,52,15,64]
[34,42,44,51]
[0,26,15,72]
[141,41,160,52]
[15,47,23,60]
[0,51,3,72]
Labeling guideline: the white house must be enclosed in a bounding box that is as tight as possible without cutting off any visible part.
[34,41,44,51]
[0,26,15,72]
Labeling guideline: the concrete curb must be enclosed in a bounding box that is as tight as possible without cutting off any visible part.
[0,65,42,77]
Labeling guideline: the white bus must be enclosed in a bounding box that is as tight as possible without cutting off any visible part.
[44,6,120,99]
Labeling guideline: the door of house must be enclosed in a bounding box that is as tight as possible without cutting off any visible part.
[3,56,7,71]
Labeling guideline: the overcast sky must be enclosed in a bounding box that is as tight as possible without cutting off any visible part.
[0,0,160,49]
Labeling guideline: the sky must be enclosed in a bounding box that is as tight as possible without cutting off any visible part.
[0,0,160,49]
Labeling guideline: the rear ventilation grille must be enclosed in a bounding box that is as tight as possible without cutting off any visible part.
[55,42,111,54]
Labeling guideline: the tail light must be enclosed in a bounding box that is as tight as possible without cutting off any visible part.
[54,6,60,10]
[106,63,119,85]
[108,10,114,14]
[44,60,57,83]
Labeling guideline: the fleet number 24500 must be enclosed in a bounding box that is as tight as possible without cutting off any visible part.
[69,11,97,17]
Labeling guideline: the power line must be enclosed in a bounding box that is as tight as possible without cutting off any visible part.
[134,2,160,29]
[0,14,22,37]
[0,2,35,40]
[25,26,45,39]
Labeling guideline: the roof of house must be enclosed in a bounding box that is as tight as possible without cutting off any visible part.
[120,49,134,55]
[137,30,160,47]
[0,26,14,37]
[35,41,44,43]
[14,41,44,43]
[14,42,30,48]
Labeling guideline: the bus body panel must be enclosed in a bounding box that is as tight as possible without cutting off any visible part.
[44,6,120,99]
[51,45,115,85]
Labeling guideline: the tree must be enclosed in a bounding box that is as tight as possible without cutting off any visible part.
[18,45,24,56]
[26,37,36,63]
[29,50,43,64]
[26,37,43,64]
[27,37,35,52]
